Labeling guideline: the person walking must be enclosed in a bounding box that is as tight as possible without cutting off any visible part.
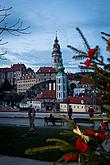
[28,105,36,131]
[88,106,94,118]
[49,114,56,125]
[68,105,72,120]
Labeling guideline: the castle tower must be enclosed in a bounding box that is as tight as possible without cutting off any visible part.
[52,35,62,70]
[56,58,67,102]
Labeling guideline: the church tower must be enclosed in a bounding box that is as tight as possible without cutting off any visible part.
[56,57,67,102]
[52,35,62,70]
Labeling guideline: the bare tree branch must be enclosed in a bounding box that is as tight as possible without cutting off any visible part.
[0,6,30,35]
[0,6,30,55]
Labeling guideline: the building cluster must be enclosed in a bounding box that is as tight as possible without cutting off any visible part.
[0,36,101,112]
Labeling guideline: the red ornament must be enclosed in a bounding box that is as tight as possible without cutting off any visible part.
[86,130,95,136]
[100,122,108,132]
[76,138,88,153]
[95,133,108,140]
[84,48,96,67]
[84,59,91,67]
[88,48,96,59]
[64,153,78,161]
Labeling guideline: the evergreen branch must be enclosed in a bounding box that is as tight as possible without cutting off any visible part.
[25,145,64,155]
[76,27,90,50]
[47,138,69,146]
[101,31,110,37]
[55,155,65,164]
[94,57,106,66]
[67,45,87,56]
[102,36,108,42]
[60,130,73,136]
[94,66,110,80]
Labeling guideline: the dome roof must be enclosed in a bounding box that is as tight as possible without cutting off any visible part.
[58,65,65,70]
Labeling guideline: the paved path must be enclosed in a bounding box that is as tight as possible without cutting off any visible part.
[0,155,79,165]
[0,155,52,165]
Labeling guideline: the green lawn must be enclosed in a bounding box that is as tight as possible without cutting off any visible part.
[0,126,69,162]
[0,124,110,164]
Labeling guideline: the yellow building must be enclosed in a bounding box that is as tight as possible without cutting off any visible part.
[17,74,37,93]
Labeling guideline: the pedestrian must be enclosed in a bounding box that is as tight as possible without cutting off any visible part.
[99,122,108,133]
[68,105,72,120]
[28,105,36,131]
[98,111,108,133]
[88,106,94,118]
[49,114,56,125]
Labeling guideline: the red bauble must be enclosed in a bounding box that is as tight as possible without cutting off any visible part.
[84,59,91,67]
[76,138,88,153]
[86,130,95,136]
[64,153,78,161]
[95,133,108,140]
[88,48,96,59]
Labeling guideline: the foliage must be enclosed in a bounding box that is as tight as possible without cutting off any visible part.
[0,126,64,161]
[67,27,110,113]
[25,121,110,165]
[0,82,25,106]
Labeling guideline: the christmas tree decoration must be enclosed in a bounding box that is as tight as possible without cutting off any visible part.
[73,126,89,143]
[106,39,110,52]
[64,153,78,161]
[68,27,110,113]
[75,137,89,153]
[88,48,96,59]
[25,122,110,165]
[84,58,91,67]
[84,48,96,67]
[101,32,110,52]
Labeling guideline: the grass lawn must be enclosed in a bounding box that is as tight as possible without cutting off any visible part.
[0,126,70,162]
[0,124,110,164]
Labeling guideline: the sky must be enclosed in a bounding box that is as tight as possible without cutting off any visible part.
[0,0,110,73]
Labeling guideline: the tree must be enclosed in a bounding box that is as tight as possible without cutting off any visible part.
[0,6,30,55]
[67,27,110,113]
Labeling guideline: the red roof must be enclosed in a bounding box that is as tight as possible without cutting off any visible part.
[34,88,56,100]
[36,67,56,73]
[0,67,11,73]
[0,64,26,73]
[63,96,99,105]
[11,64,26,72]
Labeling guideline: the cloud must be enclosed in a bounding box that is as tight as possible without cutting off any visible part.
[0,0,110,73]
[0,46,81,72]
[0,47,52,69]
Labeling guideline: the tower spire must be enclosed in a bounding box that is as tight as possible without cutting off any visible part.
[52,34,63,70]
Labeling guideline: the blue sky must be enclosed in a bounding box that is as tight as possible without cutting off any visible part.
[0,0,110,73]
